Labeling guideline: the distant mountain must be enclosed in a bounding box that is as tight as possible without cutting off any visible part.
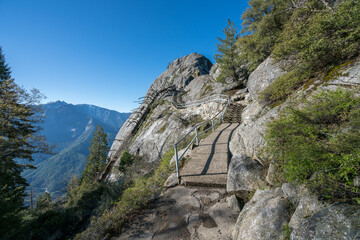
[22,101,130,200]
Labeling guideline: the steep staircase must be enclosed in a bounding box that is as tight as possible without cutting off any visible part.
[223,103,244,123]
[179,103,243,188]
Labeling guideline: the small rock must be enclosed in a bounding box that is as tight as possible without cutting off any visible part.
[226,195,241,212]
[266,162,277,185]
[354,176,360,187]
[164,172,178,188]
[236,88,248,94]
[281,183,301,206]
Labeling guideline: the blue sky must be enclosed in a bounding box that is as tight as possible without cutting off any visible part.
[0,0,248,112]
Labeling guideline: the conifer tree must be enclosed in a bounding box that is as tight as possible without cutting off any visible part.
[214,19,241,82]
[0,47,50,237]
[81,125,108,183]
[36,191,52,210]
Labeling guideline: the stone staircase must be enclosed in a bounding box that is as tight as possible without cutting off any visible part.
[223,104,244,123]
[179,103,243,188]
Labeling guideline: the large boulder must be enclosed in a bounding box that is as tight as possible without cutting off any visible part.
[209,62,248,89]
[247,56,284,100]
[232,188,290,240]
[290,203,360,240]
[227,154,267,193]
[282,182,360,240]
[229,102,280,158]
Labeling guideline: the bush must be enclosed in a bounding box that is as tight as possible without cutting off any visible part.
[265,89,360,201]
[259,0,360,104]
[74,149,175,239]
[237,0,360,104]
[118,151,134,172]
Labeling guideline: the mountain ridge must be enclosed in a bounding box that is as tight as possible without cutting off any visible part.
[22,101,130,200]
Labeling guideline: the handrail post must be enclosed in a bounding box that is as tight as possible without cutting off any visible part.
[195,126,199,145]
[174,145,180,184]
[211,119,214,132]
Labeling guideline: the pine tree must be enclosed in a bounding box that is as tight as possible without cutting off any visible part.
[0,47,50,237]
[81,125,108,183]
[36,191,52,210]
[214,19,241,83]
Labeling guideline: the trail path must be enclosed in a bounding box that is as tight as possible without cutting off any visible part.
[113,103,244,240]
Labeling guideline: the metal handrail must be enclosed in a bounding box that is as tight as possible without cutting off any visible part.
[171,93,229,109]
[173,96,230,183]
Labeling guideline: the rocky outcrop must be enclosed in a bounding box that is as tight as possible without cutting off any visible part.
[209,62,248,90]
[247,56,284,100]
[227,154,267,193]
[322,60,360,90]
[228,58,284,160]
[232,188,290,240]
[229,57,360,240]
[229,103,280,158]
[290,203,360,240]
[105,53,238,181]
[281,183,360,240]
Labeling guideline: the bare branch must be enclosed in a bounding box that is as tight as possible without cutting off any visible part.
[320,0,334,12]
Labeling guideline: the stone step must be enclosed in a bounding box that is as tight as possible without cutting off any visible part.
[223,104,244,123]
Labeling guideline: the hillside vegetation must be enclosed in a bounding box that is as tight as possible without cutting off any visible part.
[265,89,360,202]
[237,0,360,104]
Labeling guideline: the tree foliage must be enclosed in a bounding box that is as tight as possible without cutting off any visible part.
[81,125,108,183]
[238,0,293,72]
[265,89,360,201]
[0,47,50,237]
[35,192,52,210]
[214,19,242,82]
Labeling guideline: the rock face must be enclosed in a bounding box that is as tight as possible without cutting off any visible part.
[247,56,284,100]
[229,103,280,158]
[322,60,360,89]
[232,188,290,240]
[227,154,267,193]
[149,53,212,94]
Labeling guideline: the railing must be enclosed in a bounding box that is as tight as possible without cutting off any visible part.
[171,93,229,109]
[173,95,230,183]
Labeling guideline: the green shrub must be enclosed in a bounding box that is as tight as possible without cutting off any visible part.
[259,0,360,104]
[118,151,134,172]
[237,0,360,104]
[265,89,360,201]
[75,149,175,239]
